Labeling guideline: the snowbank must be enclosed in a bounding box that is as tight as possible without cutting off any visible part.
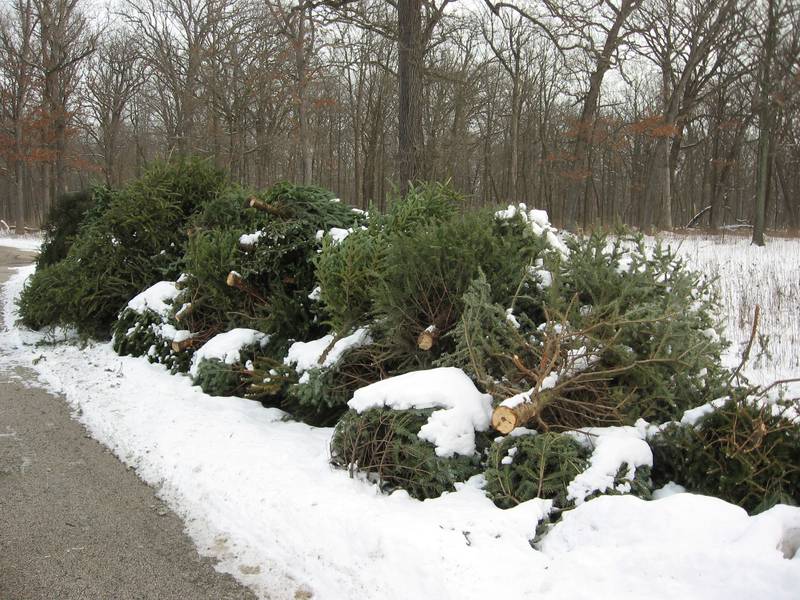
[541,494,800,598]
[0,233,42,252]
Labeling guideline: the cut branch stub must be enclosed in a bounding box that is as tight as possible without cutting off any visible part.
[175,302,193,322]
[226,270,245,288]
[226,271,268,304]
[491,392,549,434]
[417,325,439,351]
[171,336,196,353]
[248,197,291,218]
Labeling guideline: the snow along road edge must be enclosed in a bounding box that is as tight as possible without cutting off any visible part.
[2,264,799,600]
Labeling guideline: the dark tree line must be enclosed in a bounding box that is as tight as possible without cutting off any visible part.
[1,0,798,240]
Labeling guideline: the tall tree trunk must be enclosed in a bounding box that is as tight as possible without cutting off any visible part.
[14,148,26,235]
[397,0,423,194]
[649,135,673,229]
[353,92,364,206]
[708,124,723,228]
[565,1,639,229]
[509,76,520,200]
[41,157,51,227]
[753,0,779,246]
[775,155,798,229]
[54,110,67,199]
[296,5,313,184]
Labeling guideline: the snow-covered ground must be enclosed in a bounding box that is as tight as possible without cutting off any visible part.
[0,232,43,252]
[1,234,798,600]
[658,232,800,384]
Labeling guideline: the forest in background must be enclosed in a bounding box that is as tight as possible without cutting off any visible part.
[1,0,798,235]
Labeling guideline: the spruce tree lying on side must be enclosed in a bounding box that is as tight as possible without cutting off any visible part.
[330,408,489,500]
[165,182,368,404]
[179,182,365,345]
[651,389,800,513]
[485,433,588,509]
[18,158,228,338]
[37,187,113,268]
[257,185,551,427]
[112,278,194,373]
[440,230,729,431]
[313,182,462,335]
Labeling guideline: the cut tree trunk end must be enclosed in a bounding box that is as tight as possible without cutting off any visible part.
[417,325,439,351]
[175,302,193,322]
[226,271,245,289]
[171,337,196,352]
[226,271,267,304]
[248,197,290,218]
[491,393,549,434]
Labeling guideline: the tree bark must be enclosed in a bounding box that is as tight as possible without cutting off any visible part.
[397,0,423,194]
[775,155,799,230]
[14,143,26,235]
[753,0,780,246]
[565,0,640,229]
[295,3,314,184]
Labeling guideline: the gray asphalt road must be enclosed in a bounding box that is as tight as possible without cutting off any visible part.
[0,246,258,600]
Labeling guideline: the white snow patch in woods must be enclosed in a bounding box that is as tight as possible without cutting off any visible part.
[189,328,269,376]
[126,281,179,317]
[499,390,530,409]
[499,373,559,413]
[494,204,522,220]
[4,236,800,600]
[348,367,493,458]
[284,328,371,374]
[0,233,42,251]
[654,233,800,384]
[321,328,371,366]
[149,323,192,344]
[616,253,635,273]
[677,393,800,429]
[652,481,687,500]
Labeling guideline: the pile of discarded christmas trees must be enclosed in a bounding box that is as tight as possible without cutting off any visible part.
[20,159,799,517]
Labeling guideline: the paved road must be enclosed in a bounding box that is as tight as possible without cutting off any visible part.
[0,246,257,600]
